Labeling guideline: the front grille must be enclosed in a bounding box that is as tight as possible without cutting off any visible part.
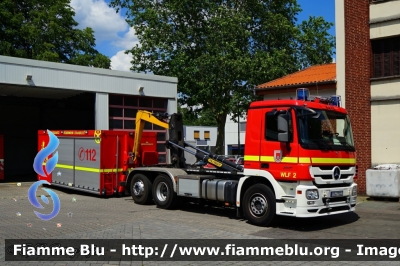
[311,165,355,186]
[317,166,352,171]
[316,174,353,180]
[313,182,352,188]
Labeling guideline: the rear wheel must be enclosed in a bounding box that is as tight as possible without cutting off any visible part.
[152,174,177,209]
[130,174,153,204]
[243,184,275,226]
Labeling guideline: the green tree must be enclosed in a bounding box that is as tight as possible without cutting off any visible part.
[178,105,217,127]
[0,0,110,68]
[110,0,335,154]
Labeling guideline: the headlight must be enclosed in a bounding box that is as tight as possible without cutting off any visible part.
[306,189,319,200]
[352,186,357,196]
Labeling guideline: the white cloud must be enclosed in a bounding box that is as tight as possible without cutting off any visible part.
[113,27,140,50]
[70,0,142,71]
[110,50,132,71]
[70,0,127,42]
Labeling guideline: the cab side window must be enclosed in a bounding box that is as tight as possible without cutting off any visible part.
[265,111,293,142]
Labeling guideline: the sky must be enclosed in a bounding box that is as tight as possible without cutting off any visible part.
[69,0,335,72]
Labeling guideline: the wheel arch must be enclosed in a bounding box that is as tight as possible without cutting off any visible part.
[237,171,286,207]
[239,176,275,206]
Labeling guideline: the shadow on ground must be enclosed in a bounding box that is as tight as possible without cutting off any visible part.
[268,211,360,231]
[153,200,360,232]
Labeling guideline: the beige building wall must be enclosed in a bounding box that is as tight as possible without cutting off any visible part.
[336,0,346,107]
[371,99,400,165]
[370,0,400,166]
[371,80,400,99]
[370,0,400,39]
[371,20,400,39]
[371,81,400,166]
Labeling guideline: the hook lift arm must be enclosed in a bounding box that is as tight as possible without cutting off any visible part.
[133,110,244,172]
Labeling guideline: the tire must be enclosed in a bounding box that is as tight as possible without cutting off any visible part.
[130,174,153,204]
[242,184,276,226]
[152,174,177,209]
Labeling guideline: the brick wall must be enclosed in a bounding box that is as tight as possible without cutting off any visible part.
[344,0,371,194]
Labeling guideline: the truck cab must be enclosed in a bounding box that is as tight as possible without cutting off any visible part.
[243,90,357,222]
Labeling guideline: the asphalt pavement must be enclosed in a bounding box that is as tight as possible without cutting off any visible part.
[1,181,400,266]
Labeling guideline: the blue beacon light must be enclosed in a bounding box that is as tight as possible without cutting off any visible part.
[296,88,310,101]
[329,95,341,107]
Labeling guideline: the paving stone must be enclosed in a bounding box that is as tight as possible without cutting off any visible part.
[1,182,400,266]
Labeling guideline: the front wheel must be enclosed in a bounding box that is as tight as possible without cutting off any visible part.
[152,174,177,209]
[243,184,275,226]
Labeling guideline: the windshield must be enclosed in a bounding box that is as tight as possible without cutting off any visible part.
[297,108,355,151]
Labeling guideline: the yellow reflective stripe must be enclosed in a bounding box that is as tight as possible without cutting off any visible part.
[74,166,124,173]
[311,158,356,164]
[244,155,260,161]
[260,156,298,163]
[260,156,274,162]
[102,168,124,173]
[56,164,74,170]
[231,156,356,164]
[44,163,124,173]
[75,166,101,173]
[281,157,298,163]
[299,157,311,163]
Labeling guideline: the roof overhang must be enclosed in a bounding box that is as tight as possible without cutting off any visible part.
[256,80,336,93]
[0,83,84,99]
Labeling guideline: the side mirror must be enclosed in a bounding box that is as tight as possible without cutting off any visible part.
[277,114,289,142]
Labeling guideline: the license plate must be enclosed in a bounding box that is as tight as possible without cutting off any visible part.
[331,190,343,197]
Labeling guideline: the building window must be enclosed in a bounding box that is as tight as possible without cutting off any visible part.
[139,98,152,108]
[109,94,168,163]
[157,132,166,141]
[109,95,123,105]
[124,109,137,118]
[204,131,210,139]
[124,97,137,107]
[109,107,123,118]
[194,131,200,139]
[109,119,123,129]
[123,120,134,129]
[372,37,400,78]
[239,122,246,132]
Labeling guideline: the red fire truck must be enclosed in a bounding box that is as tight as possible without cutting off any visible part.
[37,130,158,195]
[38,88,357,226]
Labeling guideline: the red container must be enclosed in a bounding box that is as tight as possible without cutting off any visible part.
[37,130,157,196]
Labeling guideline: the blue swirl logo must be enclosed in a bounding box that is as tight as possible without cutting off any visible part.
[28,180,60,220]
[29,130,60,221]
[33,130,59,177]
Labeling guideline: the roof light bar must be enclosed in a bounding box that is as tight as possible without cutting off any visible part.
[296,88,309,101]
[329,95,341,107]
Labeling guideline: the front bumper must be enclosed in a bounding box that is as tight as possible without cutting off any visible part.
[277,183,357,217]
